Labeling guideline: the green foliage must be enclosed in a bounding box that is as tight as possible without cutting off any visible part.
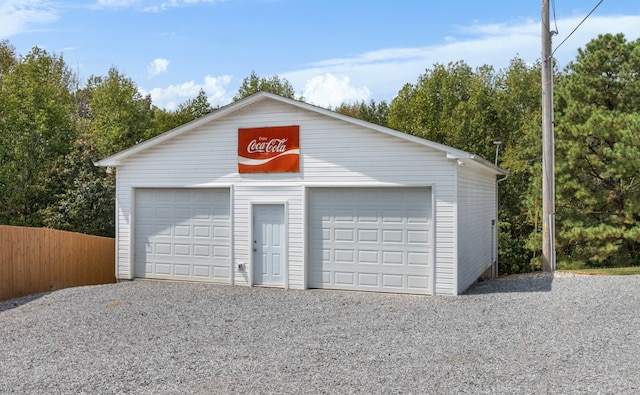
[150,89,216,136]
[0,46,77,226]
[0,40,18,77]
[388,61,500,159]
[334,99,389,127]
[233,71,296,101]
[0,42,216,236]
[554,33,640,267]
[84,67,154,158]
[40,133,115,237]
[387,58,543,274]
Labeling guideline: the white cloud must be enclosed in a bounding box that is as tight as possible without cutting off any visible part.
[300,73,370,108]
[202,74,232,105]
[110,13,640,111]
[148,58,169,78]
[0,0,59,38]
[141,74,232,110]
[95,0,140,7]
[94,0,222,12]
[283,15,640,106]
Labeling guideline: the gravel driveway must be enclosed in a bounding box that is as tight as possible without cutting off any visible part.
[1,273,639,394]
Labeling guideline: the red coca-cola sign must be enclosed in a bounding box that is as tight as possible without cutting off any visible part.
[238,126,300,173]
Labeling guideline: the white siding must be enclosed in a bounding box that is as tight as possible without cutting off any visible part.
[113,99,459,295]
[456,165,497,293]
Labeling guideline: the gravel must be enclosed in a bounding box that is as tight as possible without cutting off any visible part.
[1,273,640,394]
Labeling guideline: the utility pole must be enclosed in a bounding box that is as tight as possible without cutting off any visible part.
[541,0,556,272]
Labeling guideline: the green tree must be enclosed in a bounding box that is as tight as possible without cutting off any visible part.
[554,33,640,267]
[386,58,544,274]
[84,67,154,157]
[150,88,216,136]
[493,58,543,273]
[0,40,17,78]
[335,99,389,127]
[233,71,296,101]
[387,61,499,159]
[177,88,215,119]
[0,46,77,226]
[41,133,115,237]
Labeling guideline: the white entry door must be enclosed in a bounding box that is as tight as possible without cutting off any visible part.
[253,204,285,286]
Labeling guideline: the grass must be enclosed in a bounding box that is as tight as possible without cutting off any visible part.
[561,266,640,276]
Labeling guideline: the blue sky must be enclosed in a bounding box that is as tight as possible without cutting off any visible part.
[2,0,640,110]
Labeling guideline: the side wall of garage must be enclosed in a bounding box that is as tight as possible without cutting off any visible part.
[456,165,498,293]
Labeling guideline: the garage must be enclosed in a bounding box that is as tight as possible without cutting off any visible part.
[134,188,231,282]
[98,92,506,295]
[309,187,432,294]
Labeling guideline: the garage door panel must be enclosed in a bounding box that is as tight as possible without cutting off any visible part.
[194,226,211,238]
[309,187,432,294]
[408,230,429,244]
[357,229,378,242]
[359,273,379,286]
[334,249,354,262]
[382,251,403,265]
[193,265,210,277]
[135,188,231,283]
[382,229,403,243]
[335,228,355,242]
[382,274,403,288]
[408,251,430,265]
[408,276,430,290]
[358,250,378,264]
[382,209,403,223]
[335,272,355,285]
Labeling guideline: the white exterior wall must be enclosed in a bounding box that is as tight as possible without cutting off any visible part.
[456,165,498,294]
[113,99,460,295]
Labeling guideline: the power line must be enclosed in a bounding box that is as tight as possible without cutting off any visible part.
[552,0,605,56]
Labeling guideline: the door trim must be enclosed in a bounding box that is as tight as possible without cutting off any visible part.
[249,201,288,289]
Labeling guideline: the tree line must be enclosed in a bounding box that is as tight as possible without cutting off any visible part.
[1,33,638,272]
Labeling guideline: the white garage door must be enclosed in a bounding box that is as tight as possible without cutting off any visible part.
[309,187,432,294]
[135,188,231,282]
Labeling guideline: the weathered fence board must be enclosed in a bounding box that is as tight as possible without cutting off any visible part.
[0,226,115,301]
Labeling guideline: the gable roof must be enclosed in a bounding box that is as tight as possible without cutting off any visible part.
[95,91,506,175]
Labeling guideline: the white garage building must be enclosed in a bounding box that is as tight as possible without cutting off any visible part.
[96,92,506,296]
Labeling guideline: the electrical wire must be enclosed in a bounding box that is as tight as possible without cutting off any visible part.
[552,0,605,56]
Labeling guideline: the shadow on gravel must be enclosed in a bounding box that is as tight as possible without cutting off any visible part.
[0,292,50,313]
[464,274,554,295]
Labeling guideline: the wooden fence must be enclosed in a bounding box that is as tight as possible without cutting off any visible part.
[0,226,116,301]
